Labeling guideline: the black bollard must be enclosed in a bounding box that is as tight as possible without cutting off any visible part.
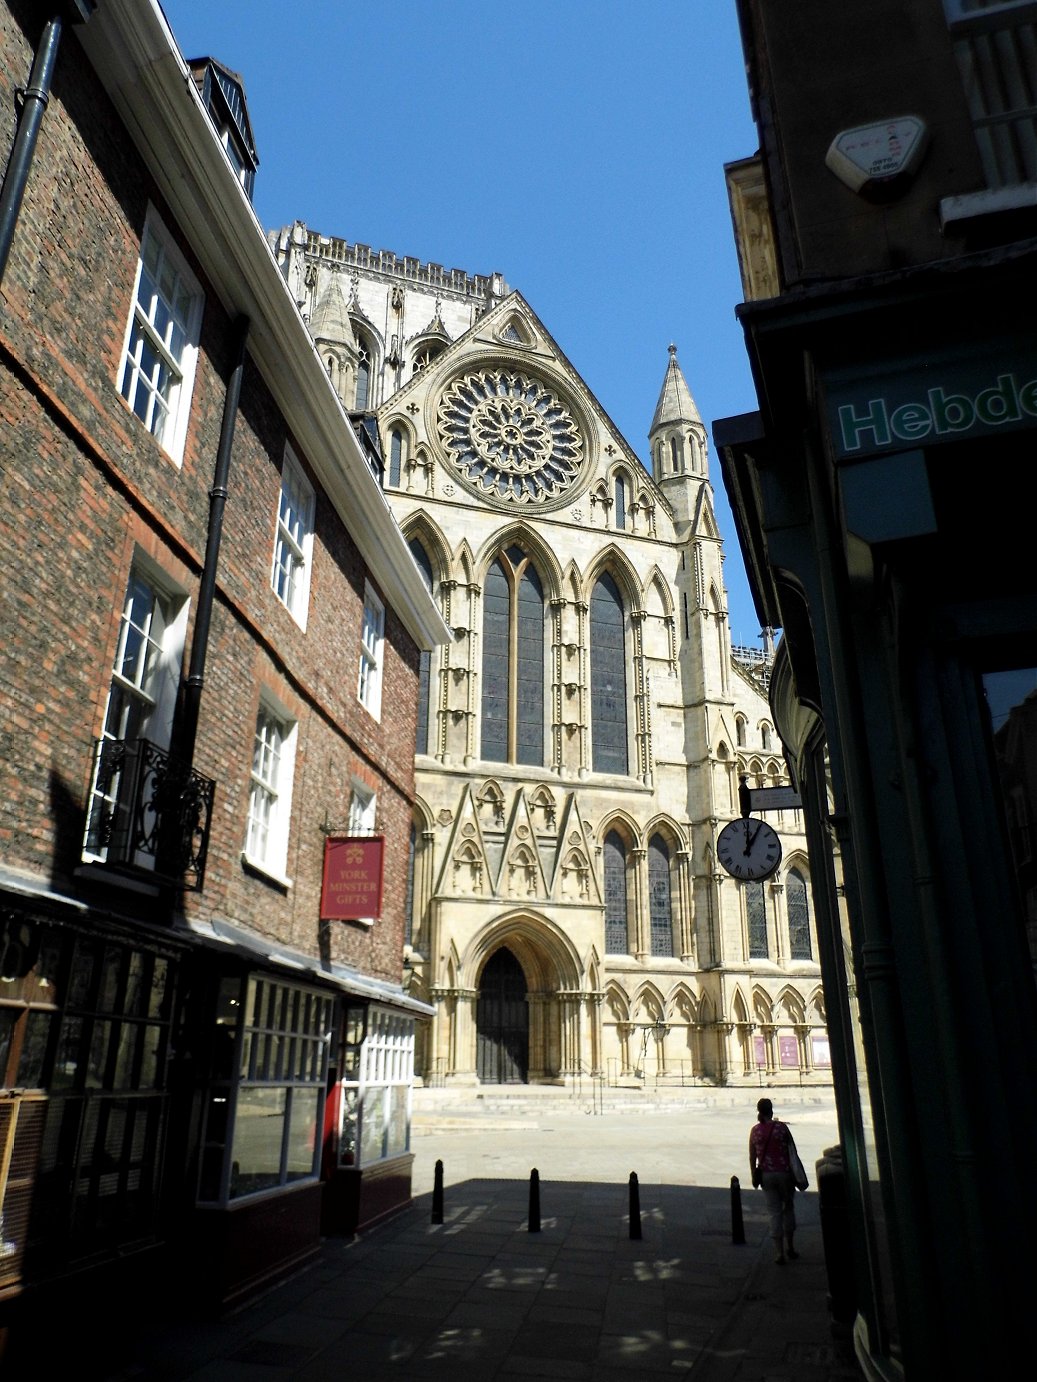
[629,1171,643,1240]
[528,1167,541,1233]
[730,1174,745,1244]
[431,1158,444,1225]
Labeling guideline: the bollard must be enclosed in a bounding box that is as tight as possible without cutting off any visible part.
[628,1171,643,1240]
[431,1158,444,1225]
[730,1174,745,1244]
[528,1167,541,1233]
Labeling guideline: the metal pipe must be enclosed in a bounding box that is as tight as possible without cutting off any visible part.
[178,315,250,766]
[0,17,63,287]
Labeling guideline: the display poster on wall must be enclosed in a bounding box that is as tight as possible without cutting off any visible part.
[811,1034,832,1068]
[779,1035,800,1068]
[753,1035,767,1068]
[321,835,384,920]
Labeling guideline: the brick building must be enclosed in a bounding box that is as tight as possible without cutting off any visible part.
[0,0,447,1353]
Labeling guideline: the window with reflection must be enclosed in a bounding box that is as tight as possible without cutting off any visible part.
[337,1004,414,1168]
[197,974,331,1204]
[481,546,544,765]
[983,665,1037,968]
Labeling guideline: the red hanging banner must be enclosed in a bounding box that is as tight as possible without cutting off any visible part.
[321,835,385,920]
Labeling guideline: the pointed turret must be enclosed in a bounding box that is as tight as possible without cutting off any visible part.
[309,271,359,407]
[649,344,709,484]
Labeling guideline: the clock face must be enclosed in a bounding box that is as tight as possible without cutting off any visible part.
[716,817,782,881]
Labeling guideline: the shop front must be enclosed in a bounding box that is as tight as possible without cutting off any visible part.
[716,252,1037,1378]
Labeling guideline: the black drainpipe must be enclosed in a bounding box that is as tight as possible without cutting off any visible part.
[177,314,250,768]
[0,16,64,289]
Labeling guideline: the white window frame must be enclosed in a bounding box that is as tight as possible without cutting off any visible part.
[357,583,385,720]
[118,205,203,465]
[943,0,1037,194]
[197,973,332,1205]
[83,558,188,864]
[338,1004,415,1170]
[348,780,377,837]
[271,443,315,629]
[243,695,297,884]
[347,781,377,926]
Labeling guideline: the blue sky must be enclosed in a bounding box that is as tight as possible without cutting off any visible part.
[160,0,766,646]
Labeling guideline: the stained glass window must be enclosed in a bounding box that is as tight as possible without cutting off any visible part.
[604,831,629,953]
[591,573,627,774]
[747,880,768,958]
[481,549,544,765]
[648,835,674,957]
[787,869,812,959]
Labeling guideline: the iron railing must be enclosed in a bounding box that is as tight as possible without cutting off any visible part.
[86,736,215,890]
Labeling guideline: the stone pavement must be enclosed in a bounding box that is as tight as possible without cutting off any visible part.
[101,1089,859,1381]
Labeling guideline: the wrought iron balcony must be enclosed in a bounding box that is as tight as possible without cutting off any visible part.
[86,737,216,891]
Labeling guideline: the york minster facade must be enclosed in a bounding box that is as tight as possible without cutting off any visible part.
[272,223,828,1086]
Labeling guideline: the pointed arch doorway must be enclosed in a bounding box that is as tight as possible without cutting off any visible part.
[477,948,529,1083]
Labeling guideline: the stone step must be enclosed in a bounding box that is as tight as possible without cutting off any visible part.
[412,1081,835,1124]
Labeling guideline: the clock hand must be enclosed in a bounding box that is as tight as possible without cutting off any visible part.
[744,820,763,854]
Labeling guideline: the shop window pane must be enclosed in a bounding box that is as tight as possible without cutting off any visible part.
[53,1016,83,1090]
[983,665,1037,966]
[124,952,146,1017]
[139,1024,162,1089]
[361,1086,386,1165]
[99,947,122,1012]
[339,1088,358,1166]
[285,1087,319,1181]
[113,1021,138,1089]
[149,957,169,1019]
[230,1086,286,1198]
[0,1009,16,1083]
[87,1020,112,1088]
[387,1085,409,1157]
[68,942,100,1009]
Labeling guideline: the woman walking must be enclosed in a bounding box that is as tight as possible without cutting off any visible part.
[749,1096,799,1264]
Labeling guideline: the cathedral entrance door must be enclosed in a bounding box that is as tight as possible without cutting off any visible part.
[476,948,529,1083]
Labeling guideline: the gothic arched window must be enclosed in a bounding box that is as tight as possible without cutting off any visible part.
[647,835,674,957]
[389,429,404,487]
[788,869,812,959]
[614,474,626,530]
[355,332,372,410]
[591,572,627,774]
[736,715,747,748]
[746,881,768,958]
[409,538,433,755]
[670,435,680,472]
[404,822,416,947]
[481,546,544,766]
[603,830,630,953]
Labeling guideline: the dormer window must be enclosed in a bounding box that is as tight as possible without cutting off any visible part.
[186,58,259,201]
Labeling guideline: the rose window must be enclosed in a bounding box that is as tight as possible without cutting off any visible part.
[437,368,584,503]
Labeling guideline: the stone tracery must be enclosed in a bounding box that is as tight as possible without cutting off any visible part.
[437,367,584,504]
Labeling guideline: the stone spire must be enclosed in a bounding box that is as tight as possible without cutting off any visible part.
[649,344,709,485]
[309,270,356,348]
[650,343,703,434]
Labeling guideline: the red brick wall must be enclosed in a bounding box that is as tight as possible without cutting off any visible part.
[0,3,419,984]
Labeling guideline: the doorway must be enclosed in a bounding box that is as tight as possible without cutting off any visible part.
[476,948,529,1083]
